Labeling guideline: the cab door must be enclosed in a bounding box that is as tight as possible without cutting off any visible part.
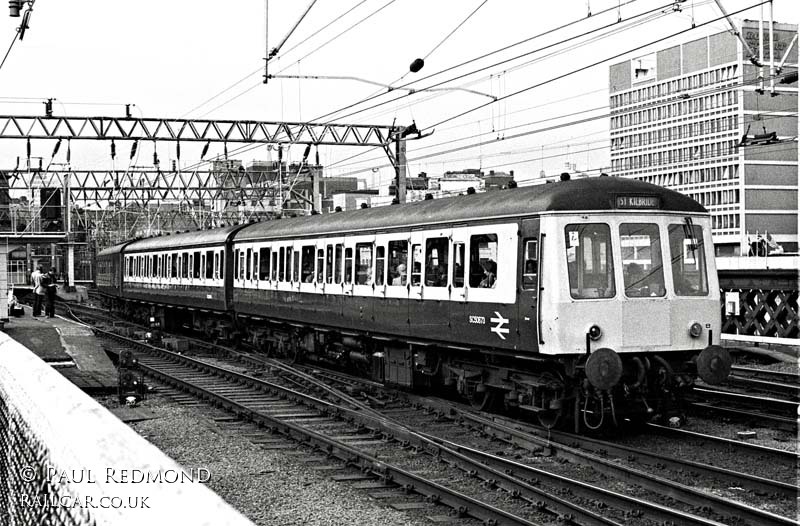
[518,218,540,351]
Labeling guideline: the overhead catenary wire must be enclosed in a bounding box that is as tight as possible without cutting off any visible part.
[309,0,649,124]
[327,68,796,172]
[422,0,772,132]
[178,0,667,171]
[181,0,370,118]
[176,0,780,181]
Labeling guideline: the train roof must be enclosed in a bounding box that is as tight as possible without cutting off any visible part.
[121,224,244,253]
[235,177,706,241]
[97,240,135,257]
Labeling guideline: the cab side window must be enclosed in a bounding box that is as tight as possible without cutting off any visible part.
[522,239,538,290]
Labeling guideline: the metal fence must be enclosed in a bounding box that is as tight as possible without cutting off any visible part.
[0,332,255,526]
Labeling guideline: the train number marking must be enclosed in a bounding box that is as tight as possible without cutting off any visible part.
[490,312,509,340]
[469,316,485,325]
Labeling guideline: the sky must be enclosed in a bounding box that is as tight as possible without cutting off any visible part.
[0,0,796,195]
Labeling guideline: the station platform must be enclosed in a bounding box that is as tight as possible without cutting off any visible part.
[3,305,117,393]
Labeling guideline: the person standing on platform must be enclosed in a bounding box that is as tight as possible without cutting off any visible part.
[45,269,57,318]
[31,265,44,317]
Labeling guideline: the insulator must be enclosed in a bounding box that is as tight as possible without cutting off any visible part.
[52,138,61,158]
[66,139,71,163]
[201,141,210,159]
[224,142,228,159]
[176,140,181,160]
[130,140,138,160]
[409,58,424,73]
[110,139,116,160]
[302,143,311,161]
[26,137,30,159]
[315,146,319,166]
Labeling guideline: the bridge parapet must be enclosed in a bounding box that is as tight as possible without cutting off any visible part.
[0,332,255,526]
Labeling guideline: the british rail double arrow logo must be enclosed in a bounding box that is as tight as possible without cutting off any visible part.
[490,312,509,340]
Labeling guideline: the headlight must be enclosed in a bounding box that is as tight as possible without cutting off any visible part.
[588,324,602,341]
[689,322,703,338]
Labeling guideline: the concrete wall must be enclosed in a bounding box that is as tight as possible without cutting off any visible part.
[682,37,709,73]
[709,31,738,66]
[657,45,681,80]
[745,213,798,234]
[744,164,798,185]
[745,188,798,210]
[609,61,631,93]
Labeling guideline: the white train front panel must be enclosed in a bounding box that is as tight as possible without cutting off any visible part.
[538,211,720,356]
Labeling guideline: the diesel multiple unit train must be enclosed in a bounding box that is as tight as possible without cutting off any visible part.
[97,177,731,431]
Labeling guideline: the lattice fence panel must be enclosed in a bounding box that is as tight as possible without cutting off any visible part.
[721,288,799,339]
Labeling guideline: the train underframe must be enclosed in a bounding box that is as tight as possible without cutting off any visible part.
[232,315,725,433]
[112,298,728,433]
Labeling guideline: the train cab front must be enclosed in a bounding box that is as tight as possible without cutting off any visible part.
[538,211,731,432]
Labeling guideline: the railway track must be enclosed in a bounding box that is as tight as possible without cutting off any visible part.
[728,366,800,398]
[298,367,798,520]
[689,386,799,432]
[66,304,798,525]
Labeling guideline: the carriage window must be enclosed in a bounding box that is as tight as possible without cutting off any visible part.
[669,223,708,296]
[375,246,386,286]
[252,251,259,281]
[206,250,215,279]
[181,253,188,278]
[355,243,373,285]
[245,248,252,280]
[388,240,408,286]
[325,245,334,283]
[301,246,315,282]
[522,239,538,290]
[262,249,271,281]
[316,249,324,282]
[620,224,665,297]
[292,250,300,282]
[259,247,270,280]
[469,234,498,288]
[271,251,278,280]
[278,248,286,281]
[451,243,465,287]
[425,238,449,287]
[344,248,354,284]
[171,253,178,278]
[193,251,201,279]
[335,244,343,284]
[151,255,157,278]
[411,243,423,286]
[214,252,220,280]
[565,224,615,299]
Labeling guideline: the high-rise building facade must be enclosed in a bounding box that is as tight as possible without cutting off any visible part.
[609,20,798,255]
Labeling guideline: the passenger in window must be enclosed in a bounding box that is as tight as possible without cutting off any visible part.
[392,264,407,286]
[479,260,496,288]
[428,262,447,287]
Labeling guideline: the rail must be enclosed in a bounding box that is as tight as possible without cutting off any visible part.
[0,332,254,526]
